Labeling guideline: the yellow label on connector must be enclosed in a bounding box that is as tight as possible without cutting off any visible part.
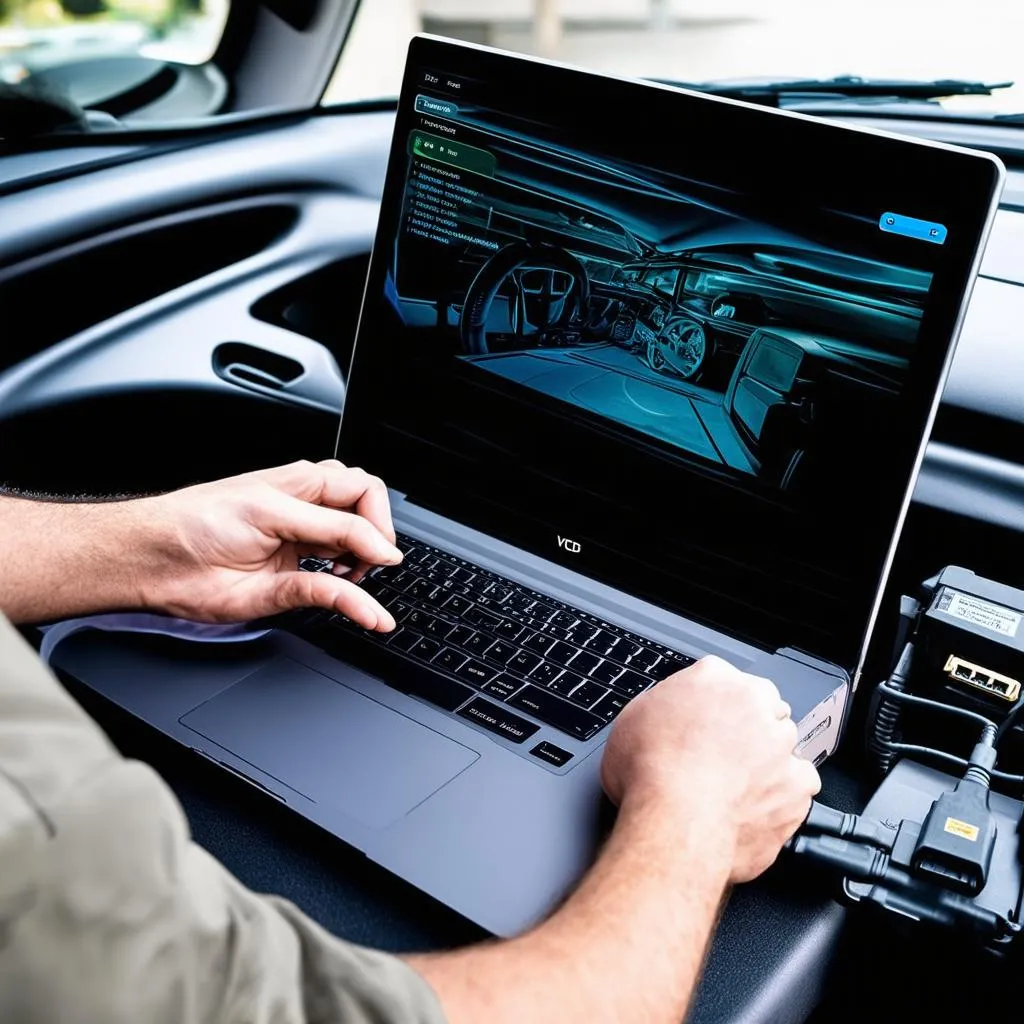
[944,817,980,841]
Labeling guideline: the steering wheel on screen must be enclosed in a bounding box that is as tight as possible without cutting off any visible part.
[460,242,591,355]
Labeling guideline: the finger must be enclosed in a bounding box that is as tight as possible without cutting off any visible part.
[343,468,397,546]
[269,495,402,565]
[776,700,792,721]
[793,756,822,796]
[276,570,396,631]
[746,674,782,708]
[261,460,397,544]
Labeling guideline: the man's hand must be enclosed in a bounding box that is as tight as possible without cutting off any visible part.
[411,656,819,1024]
[0,459,403,628]
[140,460,403,629]
[601,654,821,882]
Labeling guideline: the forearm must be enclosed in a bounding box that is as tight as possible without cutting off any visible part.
[0,494,161,623]
[409,793,732,1024]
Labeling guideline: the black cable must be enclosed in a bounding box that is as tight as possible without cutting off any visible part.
[871,641,914,776]
[873,737,1024,785]
[995,697,1024,744]
[876,681,998,731]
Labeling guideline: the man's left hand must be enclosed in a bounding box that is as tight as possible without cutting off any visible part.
[140,460,402,630]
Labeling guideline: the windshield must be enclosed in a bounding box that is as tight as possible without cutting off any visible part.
[327,0,1024,117]
[0,0,226,84]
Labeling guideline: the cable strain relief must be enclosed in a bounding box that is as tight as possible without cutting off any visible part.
[963,764,992,788]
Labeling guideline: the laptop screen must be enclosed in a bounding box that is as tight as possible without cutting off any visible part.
[340,36,1002,671]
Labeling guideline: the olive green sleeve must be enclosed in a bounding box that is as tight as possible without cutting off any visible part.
[0,615,447,1024]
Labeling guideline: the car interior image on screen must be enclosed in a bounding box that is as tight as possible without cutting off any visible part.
[380,80,934,505]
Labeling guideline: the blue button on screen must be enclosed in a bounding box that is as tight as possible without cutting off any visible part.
[879,212,947,245]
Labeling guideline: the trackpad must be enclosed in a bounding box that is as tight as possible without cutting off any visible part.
[181,658,479,829]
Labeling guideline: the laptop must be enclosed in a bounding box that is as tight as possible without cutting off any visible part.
[73,37,1003,937]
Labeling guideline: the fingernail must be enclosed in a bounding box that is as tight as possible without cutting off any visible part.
[378,609,397,633]
[375,539,403,565]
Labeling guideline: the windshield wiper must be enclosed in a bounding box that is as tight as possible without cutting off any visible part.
[651,75,1013,107]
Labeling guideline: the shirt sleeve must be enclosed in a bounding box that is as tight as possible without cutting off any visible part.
[0,615,448,1024]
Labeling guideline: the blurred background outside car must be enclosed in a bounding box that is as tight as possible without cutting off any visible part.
[326,0,1024,116]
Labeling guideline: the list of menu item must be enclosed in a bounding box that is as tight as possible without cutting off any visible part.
[403,131,500,251]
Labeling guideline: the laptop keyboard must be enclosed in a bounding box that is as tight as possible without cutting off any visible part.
[295,534,695,754]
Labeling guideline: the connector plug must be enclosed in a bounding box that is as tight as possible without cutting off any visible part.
[911,768,997,894]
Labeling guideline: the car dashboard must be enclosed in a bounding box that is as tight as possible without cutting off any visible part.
[4,104,1024,1024]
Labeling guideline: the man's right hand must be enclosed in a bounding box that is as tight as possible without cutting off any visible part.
[601,655,821,883]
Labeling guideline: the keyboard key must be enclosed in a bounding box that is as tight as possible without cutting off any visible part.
[586,631,619,658]
[606,639,640,664]
[546,625,571,641]
[455,660,496,687]
[407,578,440,602]
[569,650,601,675]
[432,647,467,673]
[612,669,650,698]
[423,617,455,639]
[566,622,598,647]
[386,570,416,592]
[360,577,389,599]
[389,629,420,653]
[495,619,525,642]
[464,631,493,656]
[445,624,475,648]
[457,697,539,744]
[592,691,629,721]
[524,632,556,655]
[550,611,578,630]
[409,636,442,661]
[627,647,660,671]
[443,594,473,615]
[549,671,583,697]
[405,609,440,634]
[591,660,623,685]
[451,567,476,585]
[506,592,535,613]
[569,680,608,709]
[530,741,573,767]
[507,686,603,741]
[548,642,579,666]
[485,583,513,602]
[483,640,516,665]
[484,673,523,700]
[507,649,542,676]
[531,662,562,685]
[465,608,501,630]
[417,585,450,606]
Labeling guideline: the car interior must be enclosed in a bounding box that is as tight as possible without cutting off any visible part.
[4,1,1024,1020]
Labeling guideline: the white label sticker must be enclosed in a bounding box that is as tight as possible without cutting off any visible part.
[941,590,1021,637]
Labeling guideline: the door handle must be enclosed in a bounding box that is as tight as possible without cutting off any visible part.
[212,342,304,393]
